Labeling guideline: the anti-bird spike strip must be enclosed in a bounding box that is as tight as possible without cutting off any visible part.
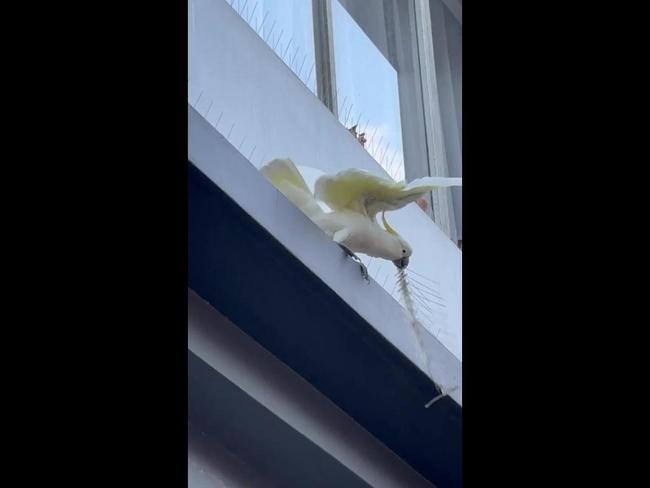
[397,270,430,372]
[396,268,416,323]
[396,268,446,403]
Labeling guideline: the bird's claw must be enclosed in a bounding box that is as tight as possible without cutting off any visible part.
[358,261,369,282]
[338,245,370,283]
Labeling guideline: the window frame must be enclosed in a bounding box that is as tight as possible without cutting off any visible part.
[311,0,462,243]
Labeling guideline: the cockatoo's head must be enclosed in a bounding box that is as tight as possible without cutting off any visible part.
[392,236,412,269]
[382,212,412,269]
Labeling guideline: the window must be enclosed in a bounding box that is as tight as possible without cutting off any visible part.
[229,0,317,94]
[221,0,462,243]
[314,0,462,242]
[331,0,405,181]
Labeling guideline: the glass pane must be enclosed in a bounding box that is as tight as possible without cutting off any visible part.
[228,0,317,95]
[331,0,405,182]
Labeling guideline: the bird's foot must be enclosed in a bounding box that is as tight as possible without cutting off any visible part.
[358,261,369,282]
[338,244,370,282]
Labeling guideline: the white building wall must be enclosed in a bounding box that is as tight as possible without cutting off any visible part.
[188,0,462,359]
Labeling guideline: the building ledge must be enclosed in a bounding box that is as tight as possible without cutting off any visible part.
[188,104,461,487]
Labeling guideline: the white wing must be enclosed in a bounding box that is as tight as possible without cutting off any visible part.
[315,169,462,219]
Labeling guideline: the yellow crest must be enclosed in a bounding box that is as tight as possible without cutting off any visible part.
[382,211,399,236]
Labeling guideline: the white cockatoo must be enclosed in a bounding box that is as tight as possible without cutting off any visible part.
[260,158,461,279]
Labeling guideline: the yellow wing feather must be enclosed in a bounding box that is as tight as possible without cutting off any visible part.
[260,158,323,219]
[314,169,461,219]
[260,158,312,194]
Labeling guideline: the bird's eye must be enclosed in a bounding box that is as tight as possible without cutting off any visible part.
[402,249,407,254]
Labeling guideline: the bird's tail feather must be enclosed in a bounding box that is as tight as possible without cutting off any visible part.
[260,158,324,219]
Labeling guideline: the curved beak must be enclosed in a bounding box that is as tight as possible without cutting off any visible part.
[392,257,409,269]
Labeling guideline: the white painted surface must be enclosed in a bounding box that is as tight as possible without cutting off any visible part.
[188,0,462,360]
[189,104,461,405]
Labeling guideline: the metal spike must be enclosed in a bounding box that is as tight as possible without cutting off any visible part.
[248,2,258,23]
[258,152,267,167]
[273,29,284,50]
[258,11,269,32]
[408,268,441,285]
[264,20,276,42]
[407,276,444,299]
[239,0,249,16]
[361,118,370,134]
[380,142,391,165]
[297,53,308,79]
[291,45,300,70]
[373,136,384,158]
[339,96,348,121]
[374,264,383,281]
[387,149,397,172]
[368,126,378,151]
[345,103,354,127]
[388,154,400,180]
[282,38,293,59]
[305,62,315,86]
